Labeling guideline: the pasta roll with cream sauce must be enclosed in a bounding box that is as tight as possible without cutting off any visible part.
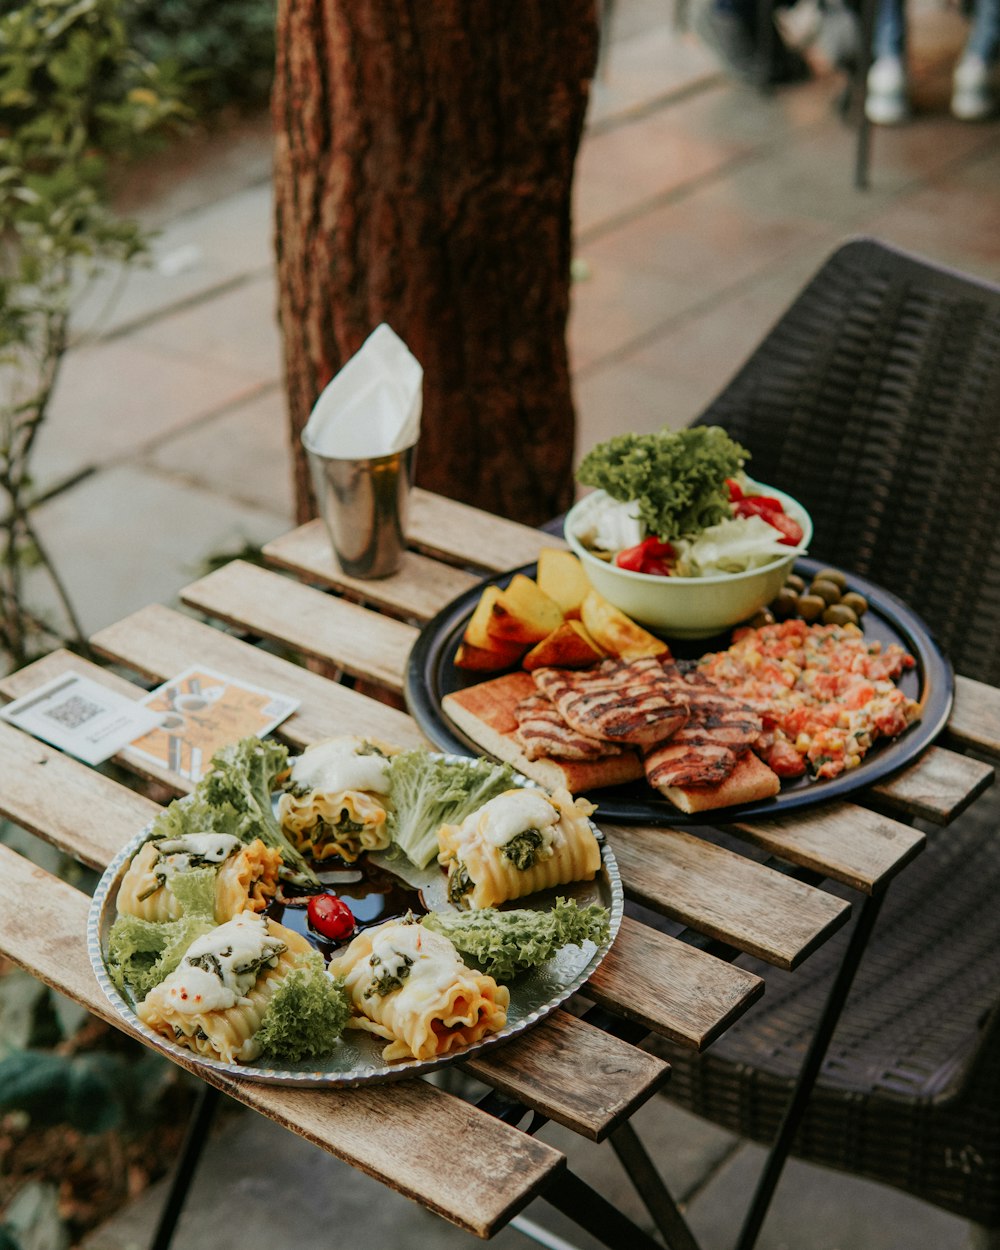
[277,735,396,862]
[137,914,311,1064]
[328,917,509,1062]
[117,835,281,924]
[437,786,601,910]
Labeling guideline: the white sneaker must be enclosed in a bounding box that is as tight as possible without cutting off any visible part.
[951,55,997,120]
[865,55,910,124]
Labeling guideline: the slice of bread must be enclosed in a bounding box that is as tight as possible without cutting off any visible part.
[442,673,645,793]
[653,749,781,813]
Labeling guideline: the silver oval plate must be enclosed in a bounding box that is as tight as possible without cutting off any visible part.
[87,758,624,1088]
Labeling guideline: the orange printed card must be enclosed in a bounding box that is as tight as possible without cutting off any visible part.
[128,666,299,783]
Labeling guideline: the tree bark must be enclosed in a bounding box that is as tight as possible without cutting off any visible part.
[273,0,598,527]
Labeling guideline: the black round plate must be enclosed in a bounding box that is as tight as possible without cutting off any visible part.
[405,558,955,825]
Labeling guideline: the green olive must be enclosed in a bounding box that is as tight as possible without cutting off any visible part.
[814,567,848,591]
[797,593,827,622]
[772,588,799,619]
[748,608,775,628]
[822,604,859,627]
[784,573,806,594]
[810,579,842,605]
[840,591,868,617]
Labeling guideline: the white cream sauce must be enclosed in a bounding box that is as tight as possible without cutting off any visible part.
[290,737,390,796]
[165,913,285,1014]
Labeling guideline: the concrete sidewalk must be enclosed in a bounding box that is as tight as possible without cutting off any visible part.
[49,0,999,1246]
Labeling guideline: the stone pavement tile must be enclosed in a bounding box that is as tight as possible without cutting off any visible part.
[34,336,266,493]
[671,70,847,148]
[131,271,282,384]
[70,183,274,341]
[573,233,839,454]
[142,386,295,521]
[568,260,697,373]
[590,18,720,127]
[575,88,752,237]
[574,354,701,456]
[569,186,830,371]
[684,1139,970,1250]
[112,112,274,230]
[28,464,289,636]
[857,146,1000,281]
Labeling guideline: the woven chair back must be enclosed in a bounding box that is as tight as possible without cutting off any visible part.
[693,237,1000,685]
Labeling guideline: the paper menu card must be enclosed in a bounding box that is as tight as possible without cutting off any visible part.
[0,672,163,766]
[128,666,299,783]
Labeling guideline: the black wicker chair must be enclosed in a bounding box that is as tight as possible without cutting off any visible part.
[655,238,1000,1245]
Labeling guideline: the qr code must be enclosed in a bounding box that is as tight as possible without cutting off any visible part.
[45,695,103,731]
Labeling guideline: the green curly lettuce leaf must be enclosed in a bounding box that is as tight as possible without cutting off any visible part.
[255,953,352,1062]
[576,425,749,542]
[421,898,611,983]
[386,751,519,869]
[106,910,215,1003]
[147,735,318,887]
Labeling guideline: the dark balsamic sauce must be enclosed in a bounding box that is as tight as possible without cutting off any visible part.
[267,856,427,962]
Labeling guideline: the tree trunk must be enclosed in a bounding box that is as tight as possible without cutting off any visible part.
[273,0,598,527]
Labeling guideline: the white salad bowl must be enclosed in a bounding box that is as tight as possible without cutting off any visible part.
[564,484,813,640]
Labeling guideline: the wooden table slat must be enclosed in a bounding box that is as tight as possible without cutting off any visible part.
[605,824,850,965]
[864,744,993,825]
[947,674,1000,759]
[263,520,478,624]
[89,605,429,752]
[0,720,159,868]
[407,489,567,570]
[180,560,418,695]
[463,1011,670,1142]
[728,802,927,896]
[0,845,563,1237]
[584,915,764,1051]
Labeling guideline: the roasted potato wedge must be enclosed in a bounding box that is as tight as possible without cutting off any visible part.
[535,548,591,620]
[464,585,505,650]
[522,620,606,670]
[454,639,527,672]
[580,590,671,660]
[486,574,565,645]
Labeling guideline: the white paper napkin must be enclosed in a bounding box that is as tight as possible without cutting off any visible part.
[303,323,422,460]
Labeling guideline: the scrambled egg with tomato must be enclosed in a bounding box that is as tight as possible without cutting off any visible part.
[697,619,918,779]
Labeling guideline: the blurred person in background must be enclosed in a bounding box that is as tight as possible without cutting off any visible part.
[866,0,999,121]
[696,0,997,119]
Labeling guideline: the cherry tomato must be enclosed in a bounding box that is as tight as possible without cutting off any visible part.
[307,893,356,941]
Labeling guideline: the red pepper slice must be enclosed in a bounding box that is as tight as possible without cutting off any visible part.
[763,511,804,546]
[732,493,803,546]
[733,495,785,520]
[725,477,744,501]
[615,536,674,575]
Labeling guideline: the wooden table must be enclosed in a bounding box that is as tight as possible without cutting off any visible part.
[1,487,997,1249]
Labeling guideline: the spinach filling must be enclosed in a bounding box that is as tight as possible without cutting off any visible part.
[447,861,474,906]
[367,951,414,997]
[501,827,546,871]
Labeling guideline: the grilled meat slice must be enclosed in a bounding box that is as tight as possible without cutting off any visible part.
[513,693,626,761]
[532,657,689,747]
[643,672,763,791]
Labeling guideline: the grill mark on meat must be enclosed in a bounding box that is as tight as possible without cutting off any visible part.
[533,658,689,747]
[644,672,763,790]
[513,694,623,762]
